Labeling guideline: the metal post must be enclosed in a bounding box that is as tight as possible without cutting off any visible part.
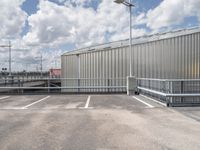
[180,81,183,102]
[129,1,132,77]
[77,54,80,92]
[9,41,11,76]
[48,78,50,93]
[108,79,110,93]
[18,79,20,94]
[114,0,134,77]
[0,41,12,76]
[114,0,134,95]
[41,54,43,78]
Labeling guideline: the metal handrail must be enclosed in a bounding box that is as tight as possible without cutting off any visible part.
[138,87,200,97]
[0,86,126,89]
[0,78,126,81]
[137,78,200,82]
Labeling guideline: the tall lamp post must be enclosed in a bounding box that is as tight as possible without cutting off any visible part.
[114,0,137,95]
[114,0,134,77]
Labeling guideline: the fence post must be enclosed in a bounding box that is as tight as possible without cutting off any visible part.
[5,77,7,86]
[78,78,80,93]
[180,81,183,103]
[21,79,24,94]
[108,79,110,93]
[18,79,20,94]
[48,78,50,93]
[11,76,14,86]
[148,80,150,89]
[166,81,170,106]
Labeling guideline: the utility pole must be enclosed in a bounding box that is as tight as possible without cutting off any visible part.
[9,41,11,76]
[0,41,12,76]
[35,54,43,78]
[41,54,43,77]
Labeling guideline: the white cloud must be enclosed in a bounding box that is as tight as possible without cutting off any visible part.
[0,0,27,38]
[57,0,92,7]
[23,0,146,48]
[146,0,200,29]
[111,28,147,41]
[0,0,28,71]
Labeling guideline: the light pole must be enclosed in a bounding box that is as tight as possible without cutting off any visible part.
[114,0,134,77]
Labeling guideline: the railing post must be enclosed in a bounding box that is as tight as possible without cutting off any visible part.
[165,81,170,106]
[180,81,183,102]
[18,79,20,94]
[78,78,80,93]
[5,77,7,86]
[48,78,50,93]
[11,76,14,86]
[108,79,110,93]
[148,80,150,90]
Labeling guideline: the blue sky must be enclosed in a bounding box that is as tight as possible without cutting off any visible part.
[20,0,200,42]
[0,0,200,71]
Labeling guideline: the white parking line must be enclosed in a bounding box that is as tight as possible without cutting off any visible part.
[132,96,154,108]
[22,96,50,109]
[0,96,10,100]
[84,95,91,108]
[140,94,166,107]
[0,107,26,110]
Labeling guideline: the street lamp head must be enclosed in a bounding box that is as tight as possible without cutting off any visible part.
[114,0,125,4]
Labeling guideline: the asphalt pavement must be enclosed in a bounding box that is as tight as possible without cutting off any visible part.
[0,94,199,150]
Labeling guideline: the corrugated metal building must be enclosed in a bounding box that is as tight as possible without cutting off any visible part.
[61,27,200,92]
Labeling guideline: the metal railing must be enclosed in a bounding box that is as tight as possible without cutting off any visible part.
[0,78,126,94]
[137,78,200,106]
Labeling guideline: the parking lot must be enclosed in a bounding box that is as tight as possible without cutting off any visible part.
[0,94,200,150]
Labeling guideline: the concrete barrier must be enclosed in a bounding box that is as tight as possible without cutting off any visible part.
[127,76,139,95]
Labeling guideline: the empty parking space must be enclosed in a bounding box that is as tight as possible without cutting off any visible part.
[0,95,46,109]
[27,95,88,109]
[89,95,165,111]
[90,95,150,110]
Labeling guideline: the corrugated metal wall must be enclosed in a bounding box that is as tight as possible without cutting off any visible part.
[133,32,200,79]
[61,31,200,92]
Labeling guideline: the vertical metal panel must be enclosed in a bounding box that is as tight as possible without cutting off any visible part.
[102,50,106,92]
[91,52,94,92]
[188,34,192,78]
[160,40,163,79]
[137,45,141,78]
[198,33,200,78]
[133,45,136,77]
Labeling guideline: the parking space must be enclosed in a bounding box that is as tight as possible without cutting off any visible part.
[0,95,45,109]
[28,95,88,109]
[90,95,152,110]
[0,94,199,150]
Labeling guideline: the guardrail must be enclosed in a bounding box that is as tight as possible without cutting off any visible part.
[137,78,200,106]
[0,78,126,94]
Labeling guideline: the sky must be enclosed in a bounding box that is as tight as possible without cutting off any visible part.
[0,0,200,71]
